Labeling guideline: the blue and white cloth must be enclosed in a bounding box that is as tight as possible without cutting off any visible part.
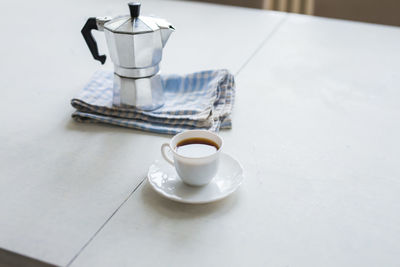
[71,70,235,135]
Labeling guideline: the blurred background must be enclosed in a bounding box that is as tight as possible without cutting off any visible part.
[187,0,400,26]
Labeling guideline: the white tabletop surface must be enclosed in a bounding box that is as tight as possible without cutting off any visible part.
[70,13,400,267]
[0,0,284,266]
[1,0,400,266]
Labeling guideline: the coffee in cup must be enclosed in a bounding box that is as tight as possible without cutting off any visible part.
[161,130,223,186]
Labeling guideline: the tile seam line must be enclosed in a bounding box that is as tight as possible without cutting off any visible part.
[65,177,147,267]
[235,13,290,77]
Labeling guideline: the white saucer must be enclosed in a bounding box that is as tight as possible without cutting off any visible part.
[147,153,244,204]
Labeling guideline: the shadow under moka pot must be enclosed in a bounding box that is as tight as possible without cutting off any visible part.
[81,2,175,110]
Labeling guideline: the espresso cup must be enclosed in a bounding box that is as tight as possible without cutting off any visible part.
[161,130,223,186]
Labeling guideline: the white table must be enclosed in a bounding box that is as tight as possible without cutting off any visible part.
[1,0,399,266]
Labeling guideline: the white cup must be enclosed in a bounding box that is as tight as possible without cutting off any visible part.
[161,130,223,186]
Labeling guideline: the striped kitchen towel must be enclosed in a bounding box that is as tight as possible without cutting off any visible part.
[71,70,235,135]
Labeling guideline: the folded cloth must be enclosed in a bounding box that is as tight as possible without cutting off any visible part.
[71,70,235,135]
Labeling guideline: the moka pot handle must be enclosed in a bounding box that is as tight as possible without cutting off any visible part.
[81,17,106,65]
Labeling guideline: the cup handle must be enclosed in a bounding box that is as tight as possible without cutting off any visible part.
[161,143,174,166]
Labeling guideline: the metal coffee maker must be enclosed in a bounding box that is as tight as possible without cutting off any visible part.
[81,2,175,110]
